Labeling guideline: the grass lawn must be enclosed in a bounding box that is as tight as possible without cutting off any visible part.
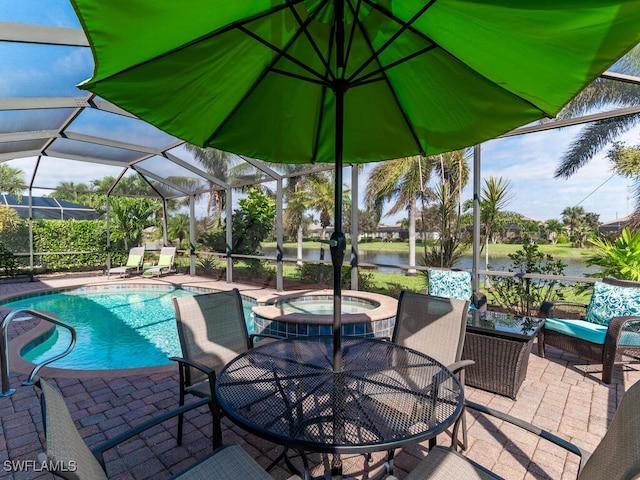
[264,240,591,259]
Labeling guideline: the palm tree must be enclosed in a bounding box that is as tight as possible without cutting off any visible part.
[185,145,232,228]
[0,164,24,199]
[168,213,190,248]
[554,47,640,214]
[544,219,565,244]
[425,150,471,269]
[305,171,339,261]
[50,181,91,204]
[479,176,513,277]
[366,155,434,275]
[561,206,585,243]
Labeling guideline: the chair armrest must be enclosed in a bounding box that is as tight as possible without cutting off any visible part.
[539,300,587,318]
[169,356,216,377]
[91,397,211,467]
[603,315,640,372]
[446,359,475,376]
[466,400,591,471]
[169,356,216,395]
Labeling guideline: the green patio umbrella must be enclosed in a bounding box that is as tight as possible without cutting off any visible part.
[71,0,640,372]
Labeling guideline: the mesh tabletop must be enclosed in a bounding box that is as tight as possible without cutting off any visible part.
[215,336,462,454]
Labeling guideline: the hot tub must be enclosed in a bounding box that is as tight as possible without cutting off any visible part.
[251,289,397,339]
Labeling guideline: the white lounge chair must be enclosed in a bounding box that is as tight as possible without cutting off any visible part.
[142,246,176,277]
[107,246,145,278]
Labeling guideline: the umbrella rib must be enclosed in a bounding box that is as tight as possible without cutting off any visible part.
[344,5,425,157]
[203,6,334,148]
[79,1,307,87]
[341,0,365,76]
[237,25,331,86]
[284,0,336,83]
[346,0,437,84]
[352,45,437,87]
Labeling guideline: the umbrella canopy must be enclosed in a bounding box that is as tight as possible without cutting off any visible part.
[71,0,640,371]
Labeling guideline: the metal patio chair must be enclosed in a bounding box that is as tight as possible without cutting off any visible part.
[387,378,640,480]
[171,289,275,447]
[36,378,299,480]
[393,291,472,451]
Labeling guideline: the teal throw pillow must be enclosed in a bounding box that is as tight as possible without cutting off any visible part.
[427,269,472,301]
[585,280,640,326]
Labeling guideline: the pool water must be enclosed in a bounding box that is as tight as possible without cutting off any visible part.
[4,286,255,370]
[278,298,376,314]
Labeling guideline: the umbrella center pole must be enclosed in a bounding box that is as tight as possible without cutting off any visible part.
[331,76,346,374]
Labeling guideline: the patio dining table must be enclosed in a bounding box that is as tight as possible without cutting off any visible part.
[215,336,463,479]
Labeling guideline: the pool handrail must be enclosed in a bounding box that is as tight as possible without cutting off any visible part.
[0,307,76,396]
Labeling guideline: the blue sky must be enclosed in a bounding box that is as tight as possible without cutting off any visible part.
[362,120,638,226]
[3,1,638,225]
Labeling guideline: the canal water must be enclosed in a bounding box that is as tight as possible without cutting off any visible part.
[262,245,597,277]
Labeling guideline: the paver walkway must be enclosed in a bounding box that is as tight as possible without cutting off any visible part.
[1,273,639,479]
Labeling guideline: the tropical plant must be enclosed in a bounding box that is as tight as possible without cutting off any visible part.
[421,150,471,268]
[554,46,640,217]
[366,155,436,274]
[185,144,232,228]
[109,196,160,250]
[0,204,21,232]
[48,181,91,204]
[544,219,565,244]
[0,164,24,199]
[481,176,513,245]
[168,213,190,248]
[561,206,600,247]
[585,227,640,281]
[304,170,350,261]
[489,243,567,316]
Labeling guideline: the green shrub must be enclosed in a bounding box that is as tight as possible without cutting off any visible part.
[585,228,640,281]
[489,243,568,316]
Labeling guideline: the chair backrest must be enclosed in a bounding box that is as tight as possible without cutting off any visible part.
[125,246,145,267]
[39,379,108,480]
[393,291,470,367]
[157,246,176,267]
[173,289,250,385]
[578,379,640,480]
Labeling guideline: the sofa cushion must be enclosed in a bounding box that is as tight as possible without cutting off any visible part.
[544,318,607,345]
[585,280,640,326]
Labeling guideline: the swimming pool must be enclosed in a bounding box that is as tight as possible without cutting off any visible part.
[3,285,256,370]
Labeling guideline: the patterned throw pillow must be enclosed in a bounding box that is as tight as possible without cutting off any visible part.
[427,269,472,301]
[585,280,640,326]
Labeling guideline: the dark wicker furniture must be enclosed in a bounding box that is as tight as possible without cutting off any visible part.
[539,277,640,384]
[463,310,544,399]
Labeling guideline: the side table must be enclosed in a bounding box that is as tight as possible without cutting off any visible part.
[463,310,544,399]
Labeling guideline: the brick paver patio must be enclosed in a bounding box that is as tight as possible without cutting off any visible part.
[1,273,639,479]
